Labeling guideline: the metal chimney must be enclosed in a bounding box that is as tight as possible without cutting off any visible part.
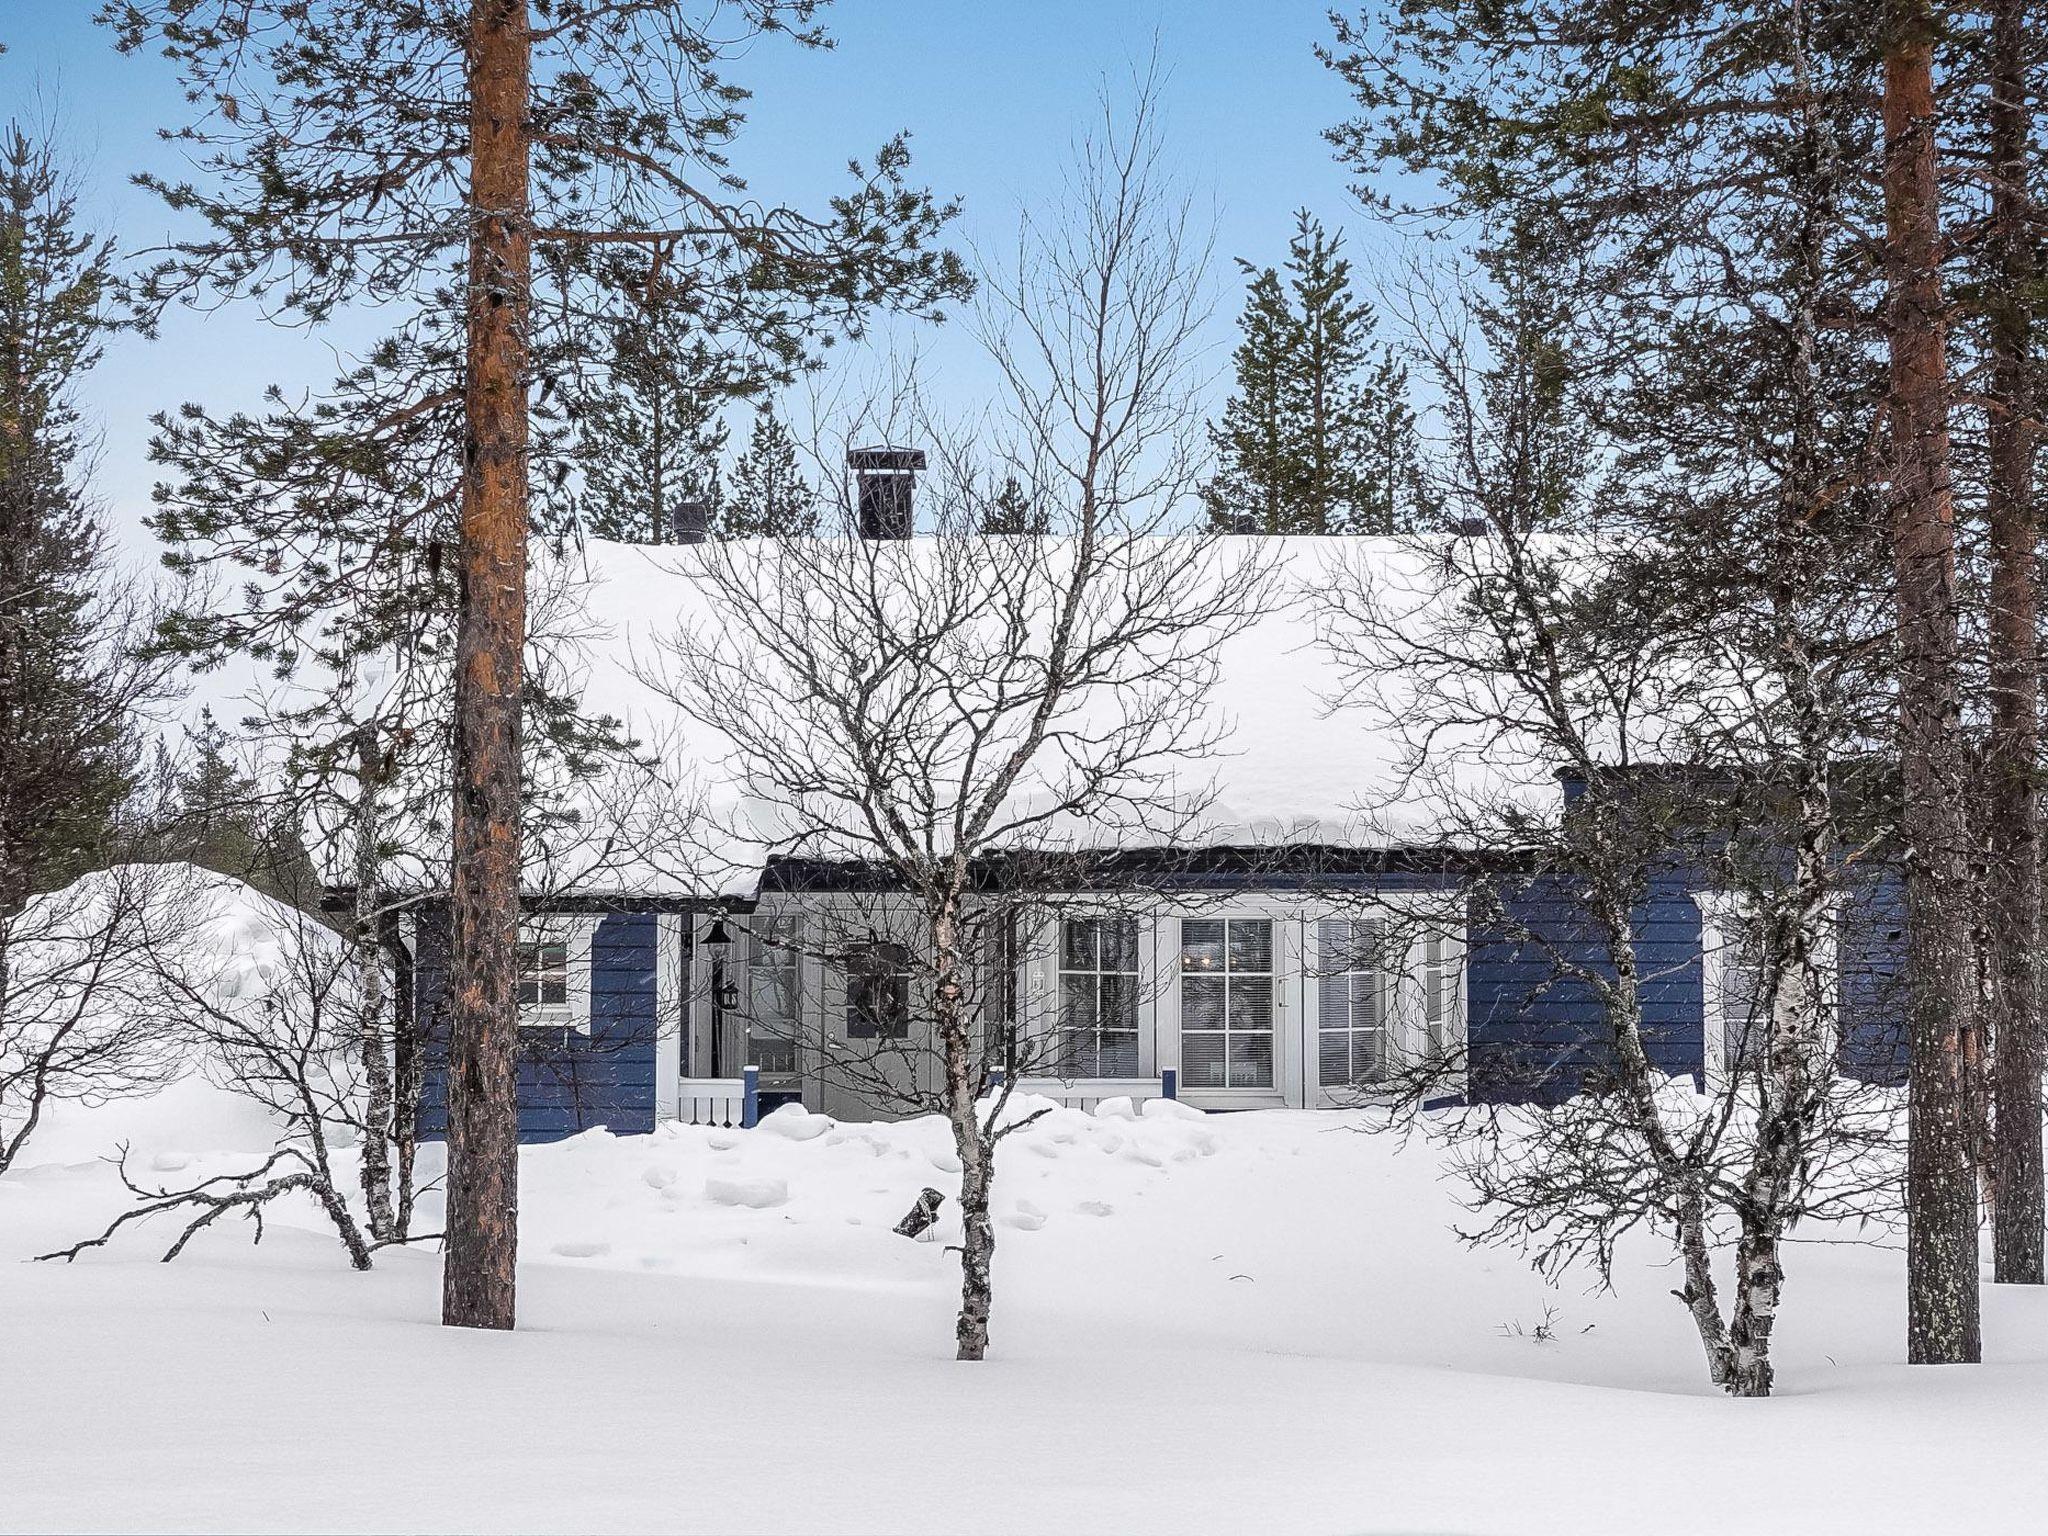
[671,498,711,545]
[848,446,925,539]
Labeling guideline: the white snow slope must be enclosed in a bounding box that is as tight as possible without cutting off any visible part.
[4,1083,2044,1535]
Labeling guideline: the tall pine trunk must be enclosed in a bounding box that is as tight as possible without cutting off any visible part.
[443,0,531,1332]
[1883,1,1982,1363]
[1985,0,2044,1287]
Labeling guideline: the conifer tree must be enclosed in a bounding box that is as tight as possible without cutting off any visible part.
[1204,267,1297,532]
[0,123,158,917]
[105,0,967,1331]
[980,474,1048,535]
[155,709,320,906]
[1204,211,1414,534]
[723,402,817,538]
[576,324,742,545]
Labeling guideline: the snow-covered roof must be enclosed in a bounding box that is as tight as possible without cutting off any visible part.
[540,534,1565,901]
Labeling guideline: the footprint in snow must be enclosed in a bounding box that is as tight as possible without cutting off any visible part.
[1002,1201,1048,1231]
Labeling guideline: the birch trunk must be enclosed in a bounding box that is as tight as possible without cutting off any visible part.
[351,718,398,1243]
[1593,887,1740,1387]
[1883,1,1982,1363]
[443,0,531,1332]
[934,897,997,1361]
[389,918,420,1240]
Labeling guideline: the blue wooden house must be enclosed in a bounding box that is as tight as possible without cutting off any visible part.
[396,473,1906,1140]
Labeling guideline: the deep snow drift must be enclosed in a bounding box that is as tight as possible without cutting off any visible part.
[4,1079,2045,1535]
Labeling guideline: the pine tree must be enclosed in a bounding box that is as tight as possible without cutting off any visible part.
[1203,211,1415,534]
[107,0,965,1330]
[577,325,739,544]
[723,402,816,538]
[0,124,153,916]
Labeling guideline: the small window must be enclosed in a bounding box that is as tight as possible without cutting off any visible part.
[1718,918,1772,1073]
[846,942,911,1040]
[1316,918,1386,1088]
[1179,917,1274,1089]
[1696,894,1838,1077]
[517,933,572,1026]
[1057,915,1141,1077]
[747,916,804,1074]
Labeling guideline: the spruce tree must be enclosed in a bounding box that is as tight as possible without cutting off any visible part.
[0,124,152,916]
[980,475,1048,535]
[1204,266,1297,532]
[577,324,740,544]
[156,708,320,905]
[1204,211,1414,534]
[723,402,817,538]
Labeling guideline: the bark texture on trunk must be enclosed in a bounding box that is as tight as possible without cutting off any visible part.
[1985,0,2044,1288]
[443,0,531,1333]
[935,900,997,1361]
[1883,4,1982,1363]
[352,718,398,1244]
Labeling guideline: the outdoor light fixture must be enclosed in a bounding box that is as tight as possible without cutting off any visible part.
[704,913,742,1018]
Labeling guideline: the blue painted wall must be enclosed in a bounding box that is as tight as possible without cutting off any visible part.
[1466,873,1705,1102]
[1464,866,1907,1102]
[414,911,660,1143]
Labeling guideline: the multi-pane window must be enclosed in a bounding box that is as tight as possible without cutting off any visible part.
[1421,932,1459,1061]
[1179,918,1275,1089]
[1057,916,1140,1077]
[747,916,804,1074]
[846,942,911,1040]
[516,931,571,1025]
[1316,918,1386,1088]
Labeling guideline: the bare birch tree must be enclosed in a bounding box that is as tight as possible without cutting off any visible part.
[644,81,1271,1360]
[39,867,384,1269]
[0,864,186,1176]
[1319,202,1900,1394]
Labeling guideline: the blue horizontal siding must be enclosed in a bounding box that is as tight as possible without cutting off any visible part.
[414,911,659,1144]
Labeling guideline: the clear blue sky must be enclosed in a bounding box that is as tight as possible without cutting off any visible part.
[1,0,1396,556]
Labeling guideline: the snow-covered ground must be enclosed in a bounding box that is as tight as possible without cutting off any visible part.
[5,1083,2045,1535]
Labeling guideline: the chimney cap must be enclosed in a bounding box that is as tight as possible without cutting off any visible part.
[847,445,927,474]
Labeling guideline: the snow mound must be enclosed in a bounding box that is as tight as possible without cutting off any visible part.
[757,1104,833,1141]
[705,1177,791,1210]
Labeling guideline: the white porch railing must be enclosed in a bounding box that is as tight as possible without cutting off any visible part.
[675,1066,760,1128]
[1011,1069,1180,1114]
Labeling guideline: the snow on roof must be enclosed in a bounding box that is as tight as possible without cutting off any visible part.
[540,533,1563,901]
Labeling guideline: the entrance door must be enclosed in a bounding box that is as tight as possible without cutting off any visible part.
[819,939,923,1121]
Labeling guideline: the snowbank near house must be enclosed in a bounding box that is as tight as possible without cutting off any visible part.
[2,864,339,1171]
[6,1083,2047,1535]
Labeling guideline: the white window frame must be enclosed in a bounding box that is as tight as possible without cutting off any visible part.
[1305,897,1466,1105]
[1176,914,1284,1093]
[1693,891,1840,1079]
[517,914,596,1034]
[1054,913,1145,1079]
[1312,915,1391,1096]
